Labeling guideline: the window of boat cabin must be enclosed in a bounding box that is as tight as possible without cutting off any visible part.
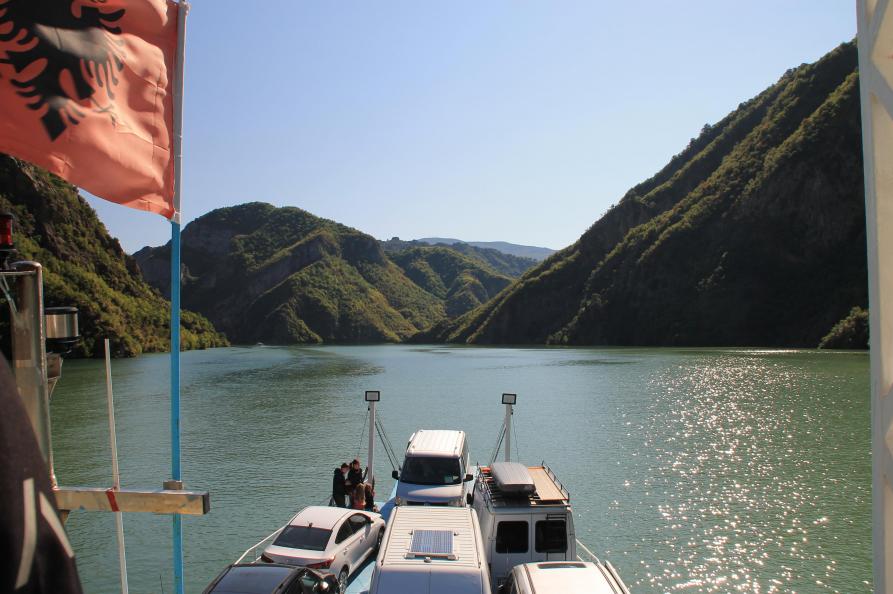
[335,521,354,544]
[535,520,567,553]
[496,521,529,553]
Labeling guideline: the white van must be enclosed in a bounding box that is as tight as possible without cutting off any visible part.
[392,429,473,506]
[471,462,578,591]
[368,506,492,594]
[499,561,630,594]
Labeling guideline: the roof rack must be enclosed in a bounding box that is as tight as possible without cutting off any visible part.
[478,462,570,508]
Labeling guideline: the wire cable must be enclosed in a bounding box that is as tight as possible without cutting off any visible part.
[356,406,369,458]
[488,422,506,466]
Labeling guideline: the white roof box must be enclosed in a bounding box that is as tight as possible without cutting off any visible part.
[490,462,536,496]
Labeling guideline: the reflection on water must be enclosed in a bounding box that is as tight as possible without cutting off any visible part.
[50,346,870,593]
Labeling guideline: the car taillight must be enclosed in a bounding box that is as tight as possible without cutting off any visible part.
[260,554,274,563]
[305,558,334,569]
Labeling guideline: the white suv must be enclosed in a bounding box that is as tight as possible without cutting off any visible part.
[392,429,473,506]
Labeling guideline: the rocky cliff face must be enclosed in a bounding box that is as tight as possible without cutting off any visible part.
[0,155,227,357]
[428,42,867,347]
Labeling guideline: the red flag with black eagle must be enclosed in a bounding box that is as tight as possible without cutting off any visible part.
[0,0,182,220]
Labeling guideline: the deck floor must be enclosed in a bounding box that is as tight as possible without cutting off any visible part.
[344,496,394,593]
[344,557,375,594]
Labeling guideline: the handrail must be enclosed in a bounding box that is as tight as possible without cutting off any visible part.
[574,538,601,565]
[603,560,631,594]
[575,539,630,594]
[541,463,570,500]
[235,525,285,565]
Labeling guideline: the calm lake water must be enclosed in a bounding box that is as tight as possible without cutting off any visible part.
[50,345,871,593]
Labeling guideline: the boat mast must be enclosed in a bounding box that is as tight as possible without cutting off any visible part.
[856,1,893,590]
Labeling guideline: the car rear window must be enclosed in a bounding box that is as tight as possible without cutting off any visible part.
[213,565,292,593]
[272,526,332,551]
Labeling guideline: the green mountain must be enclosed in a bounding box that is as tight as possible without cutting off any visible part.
[0,155,227,357]
[381,238,536,277]
[425,42,867,348]
[388,246,513,317]
[135,203,451,344]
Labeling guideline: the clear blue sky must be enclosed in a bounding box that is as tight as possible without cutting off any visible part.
[87,0,856,253]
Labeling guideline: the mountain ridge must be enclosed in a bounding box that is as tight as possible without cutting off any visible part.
[135,203,526,344]
[421,41,867,348]
[0,155,228,357]
[414,237,555,261]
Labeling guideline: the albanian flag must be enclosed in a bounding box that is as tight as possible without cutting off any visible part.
[0,0,183,220]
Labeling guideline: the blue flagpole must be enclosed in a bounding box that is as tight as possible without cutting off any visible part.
[170,220,183,594]
[171,3,189,594]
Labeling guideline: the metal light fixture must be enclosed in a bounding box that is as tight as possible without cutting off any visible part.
[502,393,517,405]
[365,390,380,402]
[45,306,80,353]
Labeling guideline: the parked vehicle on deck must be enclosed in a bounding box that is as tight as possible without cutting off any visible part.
[498,561,630,594]
[470,462,578,592]
[368,506,492,594]
[260,506,385,593]
[202,562,339,594]
[392,429,473,506]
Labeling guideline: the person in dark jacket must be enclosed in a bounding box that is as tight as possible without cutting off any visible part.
[347,459,364,489]
[331,463,349,507]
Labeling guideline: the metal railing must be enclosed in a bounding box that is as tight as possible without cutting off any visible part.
[540,462,570,501]
[574,538,601,564]
[575,538,630,594]
[235,525,285,565]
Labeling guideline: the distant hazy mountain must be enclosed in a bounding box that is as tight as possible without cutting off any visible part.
[421,42,867,348]
[381,238,537,277]
[415,237,555,261]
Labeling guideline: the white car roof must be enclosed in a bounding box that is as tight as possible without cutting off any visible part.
[407,429,465,457]
[290,506,356,530]
[522,562,619,593]
[380,506,483,569]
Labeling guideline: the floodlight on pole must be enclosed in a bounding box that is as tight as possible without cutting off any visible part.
[365,390,380,402]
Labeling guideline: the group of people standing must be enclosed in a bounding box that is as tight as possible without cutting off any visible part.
[332,458,376,511]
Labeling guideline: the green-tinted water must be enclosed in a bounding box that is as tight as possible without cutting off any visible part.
[51,345,870,593]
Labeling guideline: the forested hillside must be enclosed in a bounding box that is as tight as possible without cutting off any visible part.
[424,42,867,348]
[135,204,524,344]
[0,155,227,357]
